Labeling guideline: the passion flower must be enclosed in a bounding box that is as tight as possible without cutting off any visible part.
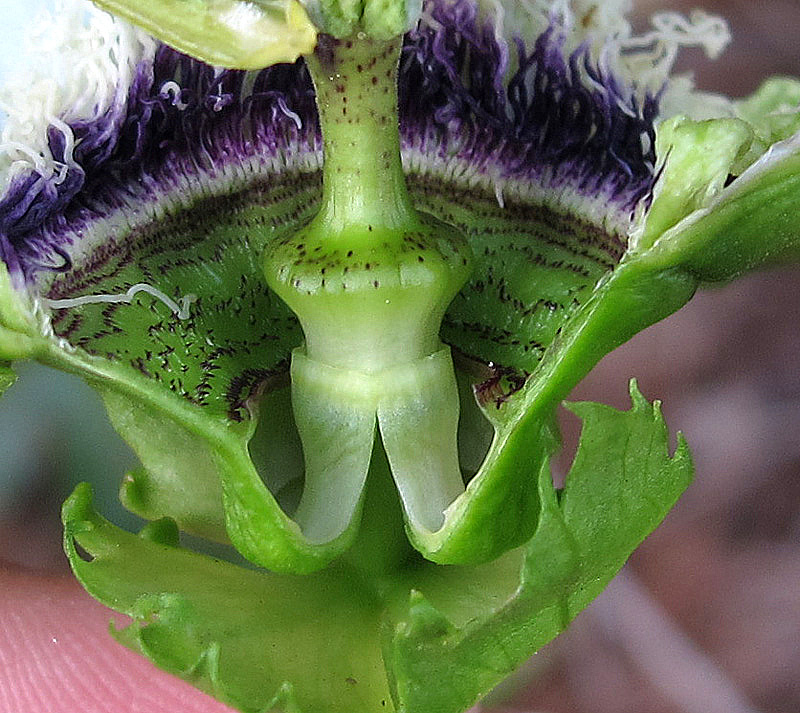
[1,1,799,712]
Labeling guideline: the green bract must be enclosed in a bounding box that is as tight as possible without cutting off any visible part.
[64,381,691,713]
[1,0,799,711]
[85,0,318,68]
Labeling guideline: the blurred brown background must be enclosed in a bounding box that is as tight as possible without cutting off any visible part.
[503,2,800,712]
[1,2,799,713]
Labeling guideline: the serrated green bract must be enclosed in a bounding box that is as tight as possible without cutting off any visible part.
[385,381,692,713]
[63,483,392,713]
[63,382,691,713]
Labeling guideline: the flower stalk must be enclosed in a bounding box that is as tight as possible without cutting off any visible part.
[263,35,472,542]
[308,35,415,238]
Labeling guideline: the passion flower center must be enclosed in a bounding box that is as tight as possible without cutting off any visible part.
[262,35,472,543]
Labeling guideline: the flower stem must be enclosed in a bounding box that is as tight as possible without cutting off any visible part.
[262,33,471,547]
[308,35,416,233]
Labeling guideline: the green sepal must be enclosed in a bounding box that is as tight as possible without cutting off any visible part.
[636,116,755,252]
[0,263,32,334]
[402,417,550,565]
[88,0,317,69]
[641,131,800,282]
[62,482,392,713]
[504,262,698,430]
[384,381,693,713]
[639,77,800,258]
[634,80,800,282]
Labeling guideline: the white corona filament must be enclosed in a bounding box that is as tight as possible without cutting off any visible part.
[44,283,197,320]
[0,0,156,192]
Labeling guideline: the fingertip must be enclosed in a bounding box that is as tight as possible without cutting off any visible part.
[0,566,235,713]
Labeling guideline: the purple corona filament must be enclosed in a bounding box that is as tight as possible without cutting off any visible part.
[0,1,658,289]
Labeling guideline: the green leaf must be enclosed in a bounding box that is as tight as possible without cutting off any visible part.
[88,0,317,69]
[384,381,693,713]
[63,482,393,713]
